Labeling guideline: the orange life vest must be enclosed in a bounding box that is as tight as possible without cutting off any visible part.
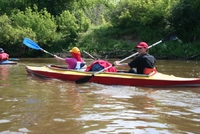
[143,67,156,75]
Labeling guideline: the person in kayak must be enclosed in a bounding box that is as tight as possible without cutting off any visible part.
[113,42,156,74]
[54,47,86,70]
[0,48,9,61]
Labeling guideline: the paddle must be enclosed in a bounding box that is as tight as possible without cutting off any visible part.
[23,37,54,56]
[75,31,177,84]
[83,50,96,60]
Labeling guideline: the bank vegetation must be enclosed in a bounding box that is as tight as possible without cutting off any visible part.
[0,0,199,60]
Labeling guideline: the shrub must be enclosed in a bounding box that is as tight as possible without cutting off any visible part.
[11,5,57,46]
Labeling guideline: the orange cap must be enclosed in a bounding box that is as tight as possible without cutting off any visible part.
[69,47,80,54]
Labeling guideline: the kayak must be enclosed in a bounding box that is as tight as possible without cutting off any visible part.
[9,58,19,61]
[26,64,200,87]
[0,60,17,65]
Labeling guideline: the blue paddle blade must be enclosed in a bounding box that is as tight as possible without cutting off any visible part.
[23,38,42,50]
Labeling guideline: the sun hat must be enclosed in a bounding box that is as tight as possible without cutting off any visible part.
[135,42,148,49]
[0,48,4,53]
[69,47,80,54]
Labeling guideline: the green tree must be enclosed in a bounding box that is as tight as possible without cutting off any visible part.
[0,0,29,15]
[28,0,74,16]
[74,9,90,32]
[168,0,200,42]
[11,5,57,45]
[110,0,178,40]
[0,14,36,57]
[56,10,79,45]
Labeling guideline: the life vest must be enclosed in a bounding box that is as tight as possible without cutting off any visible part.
[0,53,9,61]
[75,61,86,70]
[143,67,156,75]
[71,52,86,70]
[86,60,117,72]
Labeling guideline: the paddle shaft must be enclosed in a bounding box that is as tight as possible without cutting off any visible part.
[83,50,95,60]
[42,49,54,57]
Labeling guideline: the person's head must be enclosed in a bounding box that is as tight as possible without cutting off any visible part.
[0,48,4,53]
[135,42,148,54]
[69,47,83,62]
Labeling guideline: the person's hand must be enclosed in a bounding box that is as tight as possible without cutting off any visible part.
[114,61,120,66]
[54,55,64,61]
[54,55,60,60]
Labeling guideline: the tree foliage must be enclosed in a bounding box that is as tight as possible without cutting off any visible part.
[0,14,36,56]
[11,5,57,45]
[110,0,179,40]
[0,0,200,58]
[168,0,200,42]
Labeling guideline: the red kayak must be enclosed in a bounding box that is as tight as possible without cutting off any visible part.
[25,64,200,87]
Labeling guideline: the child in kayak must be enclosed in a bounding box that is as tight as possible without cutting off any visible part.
[0,48,9,61]
[54,47,86,70]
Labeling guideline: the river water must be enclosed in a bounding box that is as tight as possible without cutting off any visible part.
[0,58,200,134]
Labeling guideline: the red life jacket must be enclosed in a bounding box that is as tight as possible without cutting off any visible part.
[86,60,117,72]
[0,53,9,61]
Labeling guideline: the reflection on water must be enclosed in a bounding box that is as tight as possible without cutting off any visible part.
[156,60,200,78]
[0,59,200,133]
[0,66,10,87]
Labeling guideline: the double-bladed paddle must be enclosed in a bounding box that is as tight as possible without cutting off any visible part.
[23,37,54,56]
[75,31,177,84]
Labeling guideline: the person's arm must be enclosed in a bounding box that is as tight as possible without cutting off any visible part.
[54,55,65,61]
[113,61,129,69]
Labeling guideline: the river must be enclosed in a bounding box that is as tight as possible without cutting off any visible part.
[0,58,200,134]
